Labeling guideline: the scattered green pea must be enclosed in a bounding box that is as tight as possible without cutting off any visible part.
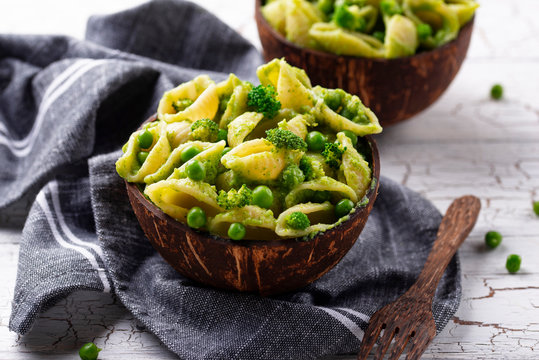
[186,160,205,181]
[306,131,327,152]
[490,84,503,100]
[312,190,331,203]
[335,199,354,218]
[137,151,149,165]
[228,222,246,240]
[187,207,206,229]
[180,145,201,163]
[138,130,153,149]
[506,254,521,274]
[79,342,101,360]
[252,185,274,209]
[217,129,228,142]
[342,130,358,147]
[533,201,539,216]
[485,231,502,249]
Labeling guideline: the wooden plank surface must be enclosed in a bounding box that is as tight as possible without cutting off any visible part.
[1,0,538,358]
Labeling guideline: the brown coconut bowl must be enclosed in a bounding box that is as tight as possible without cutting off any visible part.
[255,0,474,126]
[125,117,380,295]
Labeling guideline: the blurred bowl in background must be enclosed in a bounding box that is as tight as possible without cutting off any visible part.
[255,0,474,126]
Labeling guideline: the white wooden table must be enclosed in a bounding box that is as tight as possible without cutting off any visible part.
[1,0,538,358]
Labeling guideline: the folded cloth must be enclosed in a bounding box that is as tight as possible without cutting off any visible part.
[0,1,461,359]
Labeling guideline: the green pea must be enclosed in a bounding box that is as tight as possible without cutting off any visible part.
[533,201,539,216]
[324,91,343,111]
[506,254,521,274]
[228,222,246,240]
[187,207,206,229]
[186,160,205,181]
[342,130,358,147]
[221,147,232,157]
[485,231,502,249]
[312,191,331,203]
[181,145,201,163]
[217,129,228,142]
[252,185,273,209]
[137,151,149,165]
[340,107,355,120]
[416,23,432,40]
[491,84,503,100]
[138,130,153,149]
[306,131,327,152]
[79,342,101,360]
[335,199,354,218]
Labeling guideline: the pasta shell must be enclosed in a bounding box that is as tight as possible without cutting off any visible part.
[227,112,264,147]
[336,132,371,200]
[309,22,385,57]
[143,141,214,184]
[168,140,226,184]
[285,176,358,208]
[209,205,278,240]
[116,121,171,183]
[275,202,336,238]
[166,121,192,148]
[221,139,286,181]
[144,178,222,222]
[157,75,214,120]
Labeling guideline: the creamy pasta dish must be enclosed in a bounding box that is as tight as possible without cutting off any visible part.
[116,59,382,241]
[262,0,478,58]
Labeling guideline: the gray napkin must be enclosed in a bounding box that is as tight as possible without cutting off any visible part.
[0,1,461,359]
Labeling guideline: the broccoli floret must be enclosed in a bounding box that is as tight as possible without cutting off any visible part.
[299,156,325,181]
[247,85,281,118]
[217,185,253,210]
[172,98,194,112]
[280,164,305,189]
[380,0,403,16]
[322,142,346,169]
[266,128,308,151]
[333,1,367,32]
[286,211,310,230]
[190,119,219,142]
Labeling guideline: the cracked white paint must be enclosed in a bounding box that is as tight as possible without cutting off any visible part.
[1,0,539,358]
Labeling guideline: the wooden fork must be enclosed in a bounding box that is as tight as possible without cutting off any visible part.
[357,195,481,360]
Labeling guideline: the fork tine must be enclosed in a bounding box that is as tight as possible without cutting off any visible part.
[372,325,397,359]
[387,329,412,360]
[357,313,384,360]
[405,331,433,360]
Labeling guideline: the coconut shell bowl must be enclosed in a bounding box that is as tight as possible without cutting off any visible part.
[125,117,380,296]
[255,0,474,126]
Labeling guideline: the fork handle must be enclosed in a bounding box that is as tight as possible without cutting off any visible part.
[411,195,481,299]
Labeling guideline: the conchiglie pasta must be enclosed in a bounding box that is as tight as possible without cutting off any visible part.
[144,141,214,184]
[157,75,215,122]
[285,176,358,208]
[284,0,325,48]
[221,139,286,181]
[116,122,171,183]
[219,82,252,128]
[312,96,382,136]
[162,83,219,123]
[168,140,226,184]
[336,132,372,200]
[166,121,192,148]
[227,112,264,147]
[144,178,222,222]
[309,22,386,58]
[209,206,277,240]
[275,202,336,238]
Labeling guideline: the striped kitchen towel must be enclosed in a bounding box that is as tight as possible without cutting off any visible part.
[0,1,461,359]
